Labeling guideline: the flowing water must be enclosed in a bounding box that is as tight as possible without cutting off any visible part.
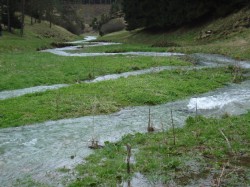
[42,48,184,57]
[1,37,250,186]
[0,85,68,100]
[0,66,197,100]
[2,36,250,100]
[1,80,250,186]
[2,51,250,101]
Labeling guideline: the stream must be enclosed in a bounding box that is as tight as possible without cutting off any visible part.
[1,37,250,186]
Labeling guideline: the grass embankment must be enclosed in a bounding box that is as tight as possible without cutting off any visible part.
[99,8,250,60]
[70,114,250,187]
[0,68,233,128]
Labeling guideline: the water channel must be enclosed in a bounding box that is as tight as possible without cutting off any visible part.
[0,37,250,186]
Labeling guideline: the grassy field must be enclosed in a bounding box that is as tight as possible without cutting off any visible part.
[0,17,187,91]
[0,68,233,128]
[0,54,188,90]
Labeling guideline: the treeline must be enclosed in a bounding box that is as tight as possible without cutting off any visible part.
[81,0,117,4]
[61,0,116,4]
[0,0,24,32]
[0,0,84,35]
[123,0,250,30]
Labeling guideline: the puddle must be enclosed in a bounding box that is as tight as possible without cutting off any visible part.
[120,172,164,187]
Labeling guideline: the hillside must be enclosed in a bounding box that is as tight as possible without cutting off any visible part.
[0,16,77,53]
[99,7,250,60]
[76,4,111,24]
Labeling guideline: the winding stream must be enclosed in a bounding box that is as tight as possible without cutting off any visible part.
[1,80,250,186]
[0,84,68,100]
[1,37,250,186]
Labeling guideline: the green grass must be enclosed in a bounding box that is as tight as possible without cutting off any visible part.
[0,16,77,54]
[0,55,189,90]
[69,113,250,187]
[0,16,192,91]
[0,68,233,128]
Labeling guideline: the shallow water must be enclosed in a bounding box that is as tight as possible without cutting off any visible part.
[188,80,250,116]
[43,48,184,57]
[121,172,165,187]
[0,99,187,186]
[2,37,250,100]
[84,66,196,83]
[1,79,250,186]
[0,84,68,100]
[66,35,97,43]
[192,53,250,68]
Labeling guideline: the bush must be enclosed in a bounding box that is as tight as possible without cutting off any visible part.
[100,18,125,35]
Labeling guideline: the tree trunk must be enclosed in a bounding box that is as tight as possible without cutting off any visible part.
[7,0,11,32]
[20,0,25,37]
[49,12,52,28]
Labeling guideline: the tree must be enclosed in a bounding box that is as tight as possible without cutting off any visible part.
[20,0,25,36]
[122,0,250,30]
[1,0,21,32]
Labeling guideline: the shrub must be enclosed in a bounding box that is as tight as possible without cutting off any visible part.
[100,18,125,35]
